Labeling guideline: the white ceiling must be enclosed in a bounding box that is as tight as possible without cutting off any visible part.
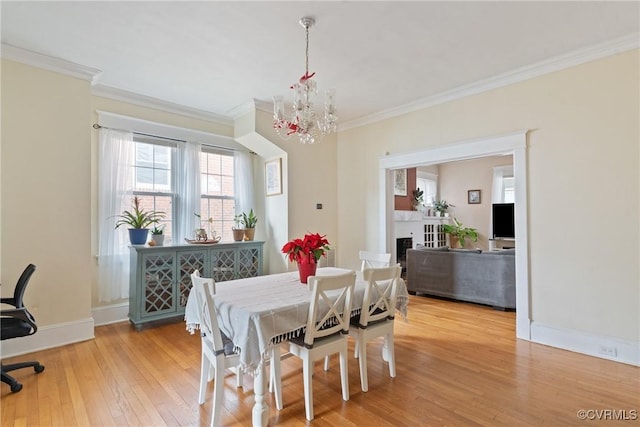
[2,1,638,128]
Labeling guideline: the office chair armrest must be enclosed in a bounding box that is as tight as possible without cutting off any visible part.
[1,297,16,307]
[0,307,38,334]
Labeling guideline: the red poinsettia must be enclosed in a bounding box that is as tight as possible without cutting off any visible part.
[281,233,331,264]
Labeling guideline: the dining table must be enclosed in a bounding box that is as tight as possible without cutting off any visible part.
[184,267,409,427]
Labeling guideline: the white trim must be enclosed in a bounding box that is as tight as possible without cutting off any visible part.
[379,130,530,339]
[1,43,102,83]
[0,318,95,359]
[96,111,245,150]
[342,34,640,131]
[531,322,640,367]
[92,85,233,126]
[92,302,130,326]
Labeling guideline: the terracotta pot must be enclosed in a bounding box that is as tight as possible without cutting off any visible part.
[232,228,245,242]
[244,228,255,241]
[297,256,317,284]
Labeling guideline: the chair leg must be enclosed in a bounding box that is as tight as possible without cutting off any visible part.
[385,333,396,378]
[235,364,243,388]
[339,344,350,401]
[354,340,360,359]
[199,354,211,404]
[211,358,225,427]
[1,371,22,393]
[302,357,314,421]
[323,355,330,371]
[358,337,368,392]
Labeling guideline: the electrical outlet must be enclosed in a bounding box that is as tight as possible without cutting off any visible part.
[598,345,618,357]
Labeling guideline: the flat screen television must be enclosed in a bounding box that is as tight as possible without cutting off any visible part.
[492,203,515,239]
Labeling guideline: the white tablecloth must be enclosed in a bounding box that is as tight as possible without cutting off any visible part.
[184,267,408,373]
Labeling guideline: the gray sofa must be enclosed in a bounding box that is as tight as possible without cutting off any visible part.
[406,247,516,310]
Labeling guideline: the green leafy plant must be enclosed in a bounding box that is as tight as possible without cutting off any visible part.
[242,209,258,229]
[233,214,244,229]
[151,225,164,235]
[442,218,478,248]
[434,199,454,214]
[412,188,424,209]
[115,196,165,230]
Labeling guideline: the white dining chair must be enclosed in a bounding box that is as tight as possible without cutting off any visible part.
[359,250,391,271]
[284,271,356,421]
[350,264,401,392]
[191,271,243,427]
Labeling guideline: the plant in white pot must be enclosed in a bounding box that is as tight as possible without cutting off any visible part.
[115,196,165,245]
[149,225,165,246]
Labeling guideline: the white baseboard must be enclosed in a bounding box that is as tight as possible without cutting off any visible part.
[92,302,129,326]
[530,321,639,366]
[1,317,95,359]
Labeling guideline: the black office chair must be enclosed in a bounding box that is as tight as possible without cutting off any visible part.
[1,264,44,392]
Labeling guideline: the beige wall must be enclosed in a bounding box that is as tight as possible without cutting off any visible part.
[439,155,513,250]
[338,50,639,344]
[1,59,92,325]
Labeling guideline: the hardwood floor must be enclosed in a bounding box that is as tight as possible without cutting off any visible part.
[2,295,638,426]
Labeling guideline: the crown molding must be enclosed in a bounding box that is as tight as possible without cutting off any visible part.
[228,99,272,120]
[1,43,102,83]
[341,33,640,131]
[92,84,233,126]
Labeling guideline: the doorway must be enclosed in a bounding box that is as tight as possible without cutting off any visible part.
[379,131,530,340]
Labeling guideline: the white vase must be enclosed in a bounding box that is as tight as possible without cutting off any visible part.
[151,234,165,246]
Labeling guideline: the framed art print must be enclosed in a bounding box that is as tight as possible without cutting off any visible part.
[468,189,481,204]
[394,169,407,196]
[265,158,283,196]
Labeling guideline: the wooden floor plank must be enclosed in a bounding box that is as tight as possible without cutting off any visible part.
[1,295,638,426]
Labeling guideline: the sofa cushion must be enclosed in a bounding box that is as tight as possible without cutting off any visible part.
[450,248,482,254]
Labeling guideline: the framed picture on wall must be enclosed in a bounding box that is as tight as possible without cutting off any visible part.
[265,158,283,196]
[468,189,481,204]
[394,169,407,196]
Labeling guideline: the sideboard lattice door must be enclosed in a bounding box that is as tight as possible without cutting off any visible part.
[211,249,236,282]
[238,247,260,278]
[142,253,175,316]
[178,251,206,308]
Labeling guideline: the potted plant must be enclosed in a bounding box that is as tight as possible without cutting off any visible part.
[241,209,258,241]
[149,225,165,246]
[232,214,245,242]
[434,200,454,217]
[412,188,424,211]
[442,218,479,248]
[281,233,331,283]
[115,196,165,245]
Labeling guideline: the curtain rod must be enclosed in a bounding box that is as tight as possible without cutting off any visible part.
[92,123,239,152]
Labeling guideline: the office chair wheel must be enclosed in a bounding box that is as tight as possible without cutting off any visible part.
[10,381,23,393]
[34,364,45,374]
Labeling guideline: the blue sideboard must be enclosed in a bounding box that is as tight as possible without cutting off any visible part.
[128,241,264,329]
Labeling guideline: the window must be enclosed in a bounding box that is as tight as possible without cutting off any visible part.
[199,148,236,242]
[503,176,515,203]
[130,138,237,244]
[417,171,438,206]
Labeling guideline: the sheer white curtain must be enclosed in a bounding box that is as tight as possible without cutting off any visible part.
[234,150,254,215]
[490,165,514,238]
[176,141,202,242]
[98,129,134,302]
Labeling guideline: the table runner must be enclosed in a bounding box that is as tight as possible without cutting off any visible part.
[184,267,409,372]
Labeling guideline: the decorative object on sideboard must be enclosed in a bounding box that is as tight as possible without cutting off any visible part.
[282,233,331,283]
[242,209,258,241]
[273,17,337,144]
[115,196,165,245]
[468,189,481,204]
[232,214,245,242]
[442,218,479,248]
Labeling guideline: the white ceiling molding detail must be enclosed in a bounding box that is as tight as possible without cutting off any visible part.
[92,84,232,126]
[1,43,102,83]
[341,33,640,131]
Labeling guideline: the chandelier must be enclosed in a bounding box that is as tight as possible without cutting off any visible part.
[273,17,337,144]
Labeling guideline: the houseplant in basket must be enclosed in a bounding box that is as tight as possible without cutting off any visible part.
[242,209,258,241]
[232,214,245,242]
[115,196,165,245]
[281,233,331,283]
[442,218,478,248]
